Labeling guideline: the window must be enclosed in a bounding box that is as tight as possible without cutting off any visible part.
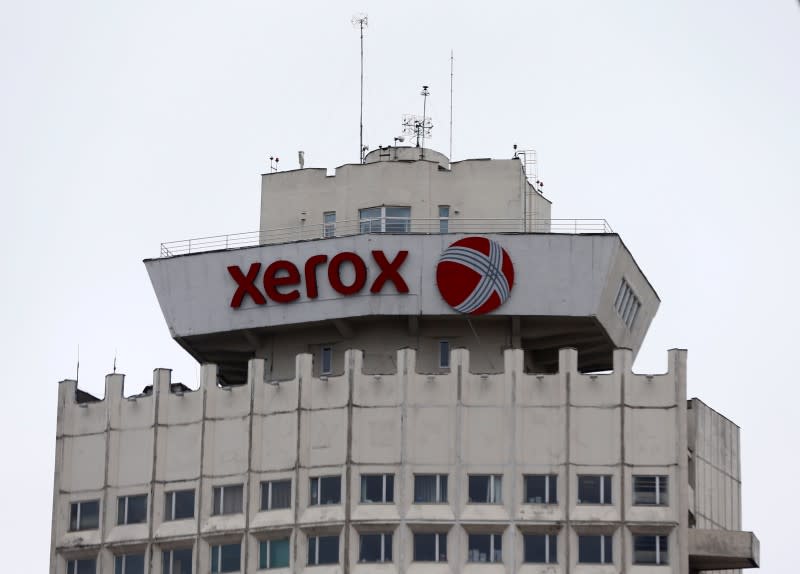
[360,474,394,503]
[66,559,96,574]
[438,205,450,233]
[413,532,447,562]
[307,535,339,565]
[211,543,241,573]
[438,340,450,369]
[467,533,502,563]
[310,476,341,505]
[117,494,147,525]
[114,554,145,574]
[162,548,192,574]
[468,474,502,503]
[414,474,448,503]
[261,479,292,511]
[321,346,333,375]
[259,538,290,569]
[578,535,613,564]
[577,475,611,504]
[633,475,668,506]
[524,534,557,563]
[212,484,243,515]
[359,533,393,563]
[614,278,641,329]
[524,474,557,504]
[634,534,669,565]
[69,499,100,531]
[359,206,411,233]
[164,489,194,521]
[323,212,336,238]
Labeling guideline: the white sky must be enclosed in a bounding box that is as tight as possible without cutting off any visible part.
[1,1,797,570]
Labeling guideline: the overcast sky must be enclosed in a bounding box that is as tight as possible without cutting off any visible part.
[1,1,797,570]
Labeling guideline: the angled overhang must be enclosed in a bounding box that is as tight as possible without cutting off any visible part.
[689,529,760,570]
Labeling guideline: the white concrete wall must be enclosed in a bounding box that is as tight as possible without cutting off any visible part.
[51,346,689,573]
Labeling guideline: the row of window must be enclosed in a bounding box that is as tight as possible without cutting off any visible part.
[65,531,669,573]
[70,474,668,532]
[321,205,451,238]
[318,339,452,375]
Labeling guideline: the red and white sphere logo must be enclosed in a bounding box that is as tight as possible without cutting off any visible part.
[436,237,514,315]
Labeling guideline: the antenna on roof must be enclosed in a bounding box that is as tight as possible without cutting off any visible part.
[449,51,454,160]
[352,13,368,164]
[268,156,280,173]
[401,86,433,156]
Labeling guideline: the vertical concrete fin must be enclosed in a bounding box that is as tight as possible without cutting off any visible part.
[295,352,313,383]
[345,348,364,376]
[105,373,125,409]
[504,347,524,376]
[153,368,172,396]
[200,363,219,390]
[613,347,634,374]
[558,347,579,374]
[248,358,266,386]
[56,379,77,436]
[397,347,415,376]
[453,347,470,373]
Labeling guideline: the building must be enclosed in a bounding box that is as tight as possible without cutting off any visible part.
[50,145,759,573]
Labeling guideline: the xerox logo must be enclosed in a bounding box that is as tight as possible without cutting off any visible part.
[436,237,514,315]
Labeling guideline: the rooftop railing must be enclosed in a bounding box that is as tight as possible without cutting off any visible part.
[159,218,613,257]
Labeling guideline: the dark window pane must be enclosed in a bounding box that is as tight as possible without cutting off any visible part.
[603,476,612,504]
[524,535,547,563]
[440,476,448,502]
[385,475,394,503]
[318,536,339,564]
[271,480,291,509]
[360,534,382,562]
[414,475,434,502]
[414,533,435,561]
[163,548,192,574]
[579,535,603,563]
[319,476,340,504]
[525,476,546,503]
[166,490,194,520]
[578,476,601,504]
[220,544,240,572]
[123,495,148,524]
[604,535,613,563]
[468,475,490,503]
[259,541,268,569]
[468,534,501,563]
[118,497,126,525]
[549,475,558,503]
[361,475,384,503]
[73,559,96,574]
[270,539,290,568]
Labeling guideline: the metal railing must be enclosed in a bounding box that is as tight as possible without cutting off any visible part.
[159,218,613,257]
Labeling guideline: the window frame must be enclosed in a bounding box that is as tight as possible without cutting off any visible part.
[467,533,503,563]
[359,205,411,234]
[413,473,448,504]
[212,484,244,516]
[523,533,558,564]
[164,489,195,521]
[577,474,612,505]
[307,534,339,566]
[438,205,450,233]
[69,499,100,531]
[261,479,292,511]
[633,534,669,565]
[210,542,241,573]
[66,558,97,574]
[114,552,145,574]
[413,532,448,562]
[321,346,333,375]
[578,534,613,564]
[467,474,503,504]
[117,494,148,525]
[259,537,291,569]
[162,547,193,574]
[438,340,450,369]
[360,473,394,504]
[524,474,558,504]
[633,475,669,506]
[358,532,393,563]
[323,211,336,238]
[310,475,341,506]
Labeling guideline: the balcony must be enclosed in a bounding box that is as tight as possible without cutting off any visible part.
[159,218,613,257]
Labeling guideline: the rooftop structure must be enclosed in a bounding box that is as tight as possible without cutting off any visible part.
[50,146,758,574]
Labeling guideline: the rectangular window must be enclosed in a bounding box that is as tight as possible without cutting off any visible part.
[468,474,502,503]
[438,205,450,233]
[321,346,333,375]
[577,475,612,504]
[67,559,96,574]
[69,499,100,531]
[307,535,339,565]
[359,533,393,563]
[633,475,668,506]
[117,494,147,525]
[438,340,450,369]
[310,476,341,505]
[413,532,447,562]
[323,212,336,238]
[212,484,244,516]
[359,206,410,233]
[523,534,557,563]
[414,474,448,503]
[162,548,192,574]
[467,533,502,563]
[114,554,145,574]
[259,538,290,569]
[360,474,394,503]
[524,474,557,504]
[578,534,613,564]
[164,489,195,521]
[211,543,241,573]
[614,278,641,329]
[261,479,292,511]
[633,534,669,565]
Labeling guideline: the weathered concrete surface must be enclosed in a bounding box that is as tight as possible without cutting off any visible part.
[689,528,759,570]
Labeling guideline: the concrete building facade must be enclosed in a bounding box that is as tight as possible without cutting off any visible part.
[50,147,759,574]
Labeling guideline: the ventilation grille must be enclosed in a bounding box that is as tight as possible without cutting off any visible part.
[614,279,641,329]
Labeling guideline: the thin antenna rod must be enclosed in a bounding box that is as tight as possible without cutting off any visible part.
[420,85,430,155]
[76,344,80,382]
[449,50,454,160]
[352,14,368,163]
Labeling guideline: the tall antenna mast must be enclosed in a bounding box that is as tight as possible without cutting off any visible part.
[352,14,368,163]
[449,51,454,160]
[420,85,430,152]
